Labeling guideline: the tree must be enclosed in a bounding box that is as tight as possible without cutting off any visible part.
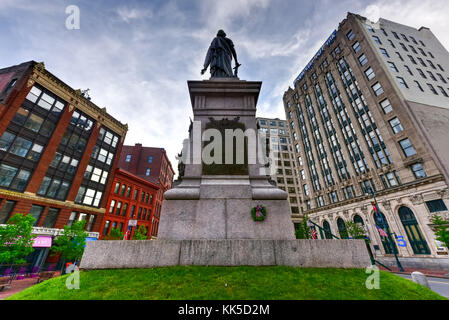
[0,214,36,266]
[431,214,449,249]
[345,221,367,240]
[104,227,124,240]
[51,220,88,272]
[295,215,312,239]
[132,225,148,240]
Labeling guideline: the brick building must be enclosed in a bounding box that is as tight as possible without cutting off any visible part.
[113,143,174,238]
[283,13,449,269]
[0,61,127,269]
[100,168,159,240]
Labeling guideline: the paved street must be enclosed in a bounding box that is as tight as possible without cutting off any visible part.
[396,273,449,298]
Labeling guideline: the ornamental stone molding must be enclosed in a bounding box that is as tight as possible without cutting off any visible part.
[409,194,424,205]
[437,189,449,199]
[381,200,391,211]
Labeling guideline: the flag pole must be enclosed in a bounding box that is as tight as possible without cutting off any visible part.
[369,188,404,272]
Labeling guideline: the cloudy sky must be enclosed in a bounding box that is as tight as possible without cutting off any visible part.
[1,0,448,176]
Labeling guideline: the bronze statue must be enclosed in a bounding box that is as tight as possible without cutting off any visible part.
[201,30,241,77]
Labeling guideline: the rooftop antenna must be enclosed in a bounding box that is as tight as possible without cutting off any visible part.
[81,89,91,101]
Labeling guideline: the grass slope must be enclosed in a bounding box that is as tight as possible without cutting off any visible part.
[7,266,446,300]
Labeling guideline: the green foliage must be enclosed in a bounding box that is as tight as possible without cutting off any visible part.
[431,214,449,249]
[51,220,88,263]
[295,215,311,239]
[104,228,124,240]
[132,225,148,240]
[345,221,366,240]
[251,206,267,222]
[0,214,36,265]
[6,267,445,300]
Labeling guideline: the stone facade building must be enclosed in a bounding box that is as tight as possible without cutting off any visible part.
[256,117,302,224]
[283,13,449,269]
[0,61,127,269]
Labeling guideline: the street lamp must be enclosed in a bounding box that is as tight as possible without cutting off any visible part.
[366,187,404,272]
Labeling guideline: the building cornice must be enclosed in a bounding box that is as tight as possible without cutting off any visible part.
[0,188,106,214]
[28,62,128,137]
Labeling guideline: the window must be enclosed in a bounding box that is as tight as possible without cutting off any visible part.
[399,43,408,52]
[0,200,17,224]
[372,82,384,96]
[346,30,355,41]
[427,71,437,81]
[392,31,400,39]
[0,164,30,192]
[410,36,418,44]
[409,45,417,54]
[103,221,111,235]
[389,117,403,134]
[109,200,116,213]
[358,54,368,66]
[415,69,426,80]
[425,200,447,213]
[427,83,438,95]
[419,40,426,47]
[395,52,404,61]
[366,25,375,33]
[401,34,409,42]
[146,168,151,176]
[404,65,413,76]
[29,205,44,226]
[411,163,426,178]
[399,138,417,157]
[414,81,424,92]
[372,36,381,44]
[437,64,445,72]
[379,48,389,58]
[364,67,375,80]
[9,136,32,157]
[417,57,426,67]
[437,73,447,84]
[42,208,60,228]
[396,77,408,89]
[352,41,361,53]
[125,154,132,162]
[148,156,153,163]
[388,39,396,48]
[114,182,120,194]
[381,28,388,36]
[408,55,416,64]
[303,184,309,196]
[387,61,398,72]
[438,86,448,97]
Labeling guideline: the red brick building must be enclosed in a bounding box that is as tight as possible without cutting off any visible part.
[115,143,175,237]
[0,61,127,268]
[100,168,159,240]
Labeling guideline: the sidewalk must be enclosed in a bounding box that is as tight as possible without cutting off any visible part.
[0,272,61,300]
[379,266,449,279]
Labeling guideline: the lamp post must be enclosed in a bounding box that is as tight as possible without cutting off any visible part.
[367,188,404,272]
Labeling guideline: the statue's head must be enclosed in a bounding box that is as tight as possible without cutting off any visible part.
[217,29,226,37]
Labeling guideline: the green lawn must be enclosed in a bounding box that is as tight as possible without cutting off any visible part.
[6,266,446,300]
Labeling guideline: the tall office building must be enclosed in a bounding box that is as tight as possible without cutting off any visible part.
[283,13,449,269]
[256,117,302,225]
[0,61,127,269]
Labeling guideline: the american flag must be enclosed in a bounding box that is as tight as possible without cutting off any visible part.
[376,225,388,237]
[311,227,317,239]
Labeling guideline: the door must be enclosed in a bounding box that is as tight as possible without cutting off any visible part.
[398,206,430,254]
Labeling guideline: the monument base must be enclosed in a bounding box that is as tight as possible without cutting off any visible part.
[80,239,371,269]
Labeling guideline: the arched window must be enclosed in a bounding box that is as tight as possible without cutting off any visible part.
[398,206,430,254]
[323,220,332,239]
[353,215,364,225]
[337,218,348,239]
[373,211,398,254]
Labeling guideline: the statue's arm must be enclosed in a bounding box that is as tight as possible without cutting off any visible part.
[228,39,240,66]
[201,47,212,75]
